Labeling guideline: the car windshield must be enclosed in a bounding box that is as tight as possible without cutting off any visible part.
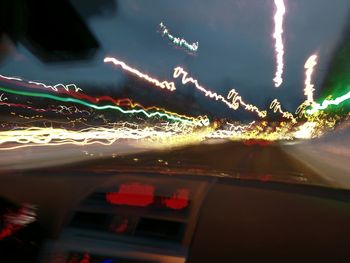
[0,0,349,190]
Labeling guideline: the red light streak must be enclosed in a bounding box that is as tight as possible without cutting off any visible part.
[0,101,47,113]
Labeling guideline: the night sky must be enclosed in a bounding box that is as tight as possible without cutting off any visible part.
[1,0,350,118]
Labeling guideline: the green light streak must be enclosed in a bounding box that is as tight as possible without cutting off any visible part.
[306,91,350,115]
[0,86,198,125]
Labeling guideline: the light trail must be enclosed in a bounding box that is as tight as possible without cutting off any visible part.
[295,101,309,117]
[0,93,7,101]
[173,67,267,118]
[294,54,318,118]
[0,117,338,151]
[0,126,186,150]
[0,74,82,92]
[0,120,213,151]
[0,101,47,113]
[0,100,92,119]
[272,0,286,88]
[0,86,207,126]
[55,87,209,124]
[206,121,255,139]
[227,89,267,117]
[206,121,297,141]
[104,57,176,91]
[304,54,318,104]
[0,121,311,151]
[269,99,296,122]
[159,22,199,53]
[306,91,350,115]
[55,105,91,116]
[1,73,208,125]
[0,57,344,150]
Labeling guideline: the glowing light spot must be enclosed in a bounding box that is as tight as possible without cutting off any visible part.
[294,122,316,139]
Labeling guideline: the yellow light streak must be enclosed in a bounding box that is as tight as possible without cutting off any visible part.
[104,57,176,91]
[173,67,267,118]
[269,99,297,122]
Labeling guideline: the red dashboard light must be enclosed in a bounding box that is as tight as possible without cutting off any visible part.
[163,188,189,210]
[106,183,155,207]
